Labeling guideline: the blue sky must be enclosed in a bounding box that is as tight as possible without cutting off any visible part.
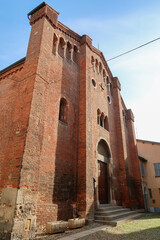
[1,0,160,141]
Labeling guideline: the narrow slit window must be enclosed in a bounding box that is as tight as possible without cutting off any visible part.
[148,189,152,199]
[53,33,58,55]
[59,98,68,124]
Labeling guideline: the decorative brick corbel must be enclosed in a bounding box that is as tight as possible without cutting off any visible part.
[80,35,92,49]
[112,77,121,91]
[125,109,134,122]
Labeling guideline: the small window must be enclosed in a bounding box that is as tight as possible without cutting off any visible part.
[153,200,156,203]
[92,78,96,88]
[59,98,68,124]
[107,96,111,104]
[148,189,152,199]
[154,163,160,177]
[140,163,145,177]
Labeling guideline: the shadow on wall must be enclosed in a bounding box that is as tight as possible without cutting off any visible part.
[52,53,79,221]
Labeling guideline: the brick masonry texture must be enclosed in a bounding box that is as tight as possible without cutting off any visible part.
[0,3,144,239]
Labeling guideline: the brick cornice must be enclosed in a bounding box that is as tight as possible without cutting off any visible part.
[0,59,25,80]
[57,22,80,42]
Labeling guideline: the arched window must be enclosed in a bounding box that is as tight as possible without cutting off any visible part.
[59,98,68,124]
[95,59,98,73]
[91,56,94,65]
[58,37,65,58]
[103,69,106,78]
[66,41,72,60]
[53,33,58,55]
[99,62,102,74]
[100,112,105,127]
[97,139,111,158]
[73,45,79,64]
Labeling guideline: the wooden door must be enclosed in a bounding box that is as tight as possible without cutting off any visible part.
[98,161,109,204]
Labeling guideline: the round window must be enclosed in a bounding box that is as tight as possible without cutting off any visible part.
[107,95,111,104]
[92,78,96,88]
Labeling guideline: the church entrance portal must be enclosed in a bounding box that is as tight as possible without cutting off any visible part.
[97,139,111,204]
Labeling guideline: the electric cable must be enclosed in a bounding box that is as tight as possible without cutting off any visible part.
[107,37,160,62]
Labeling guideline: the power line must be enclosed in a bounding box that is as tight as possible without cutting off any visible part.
[107,37,160,62]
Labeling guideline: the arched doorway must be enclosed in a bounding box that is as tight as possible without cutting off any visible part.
[97,139,111,204]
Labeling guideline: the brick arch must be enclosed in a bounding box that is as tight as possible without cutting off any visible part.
[59,97,68,124]
[95,59,98,73]
[97,139,111,159]
[99,62,102,74]
[73,45,79,64]
[58,37,66,58]
[91,56,94,65]
[53,33,58,55]
[66,41,72,60]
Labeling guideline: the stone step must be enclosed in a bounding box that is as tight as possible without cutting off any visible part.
[96,205,123,212]
[95,213,144,226]
[95,210,138,221]
[95,208,130,216]
[99,204,116,207]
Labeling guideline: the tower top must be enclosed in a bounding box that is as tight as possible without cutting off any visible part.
[27,2,46,18]
[27,2,59,27]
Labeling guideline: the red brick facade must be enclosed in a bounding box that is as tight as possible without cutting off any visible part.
[0,3,144,239]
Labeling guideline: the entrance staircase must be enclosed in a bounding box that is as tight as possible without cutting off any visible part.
[95,204,145,226]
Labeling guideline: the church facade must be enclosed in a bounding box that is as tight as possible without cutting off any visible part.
[0,2,144,239]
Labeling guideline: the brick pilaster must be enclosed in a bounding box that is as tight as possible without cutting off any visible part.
[126,109,144,208]
[112,77,130,207]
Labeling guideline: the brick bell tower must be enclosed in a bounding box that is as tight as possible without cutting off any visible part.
[9,2,82,239]
[10,3,60,239]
